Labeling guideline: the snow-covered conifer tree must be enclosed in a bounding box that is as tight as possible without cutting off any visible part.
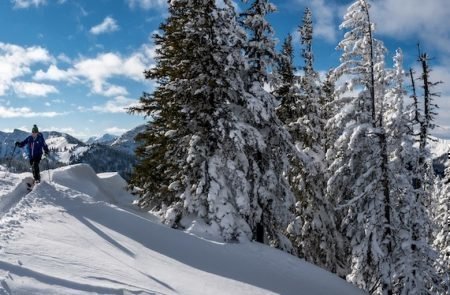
[407,48,441,211]
[296,7,322,147]
[383,49,439,294]
[432,167,450,293]
[417,47,441,160]
[128,0,193,214]
[272,34,304,199]
[407,47,441,205]
[130,0,294,248]
[274,34,298,127]
[327,0,398,292]
[240,0,277,83]
[129,0,254,240]
[237,0,296,249]
[321,71,337,154]
[282,8,344,275]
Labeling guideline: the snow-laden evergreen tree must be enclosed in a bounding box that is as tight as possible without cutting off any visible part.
[297,7,322,147]
[432,167,450,293]
[417,47,440,161]
[238,0,296,248]
[407,46,441,209]
[280,8,344,275]
[273,34,303,198]
[383,49,439,295]
[130,0,294,247]
[407,47,441,212]
[240,0,277,84]
[274,34,298,127]
[382,49,413,294]
[327,0,398,292]
[128,0,193,214]
[321,71,338,154]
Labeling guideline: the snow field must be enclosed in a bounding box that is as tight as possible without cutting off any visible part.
[0,164,363,295]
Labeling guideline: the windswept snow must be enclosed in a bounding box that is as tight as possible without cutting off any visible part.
[428,137,450,157]
[45,136,89,164]
[0,164,363,295]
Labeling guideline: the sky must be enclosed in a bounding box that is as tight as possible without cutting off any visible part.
[0,0,449,140]
[0,163,364,294]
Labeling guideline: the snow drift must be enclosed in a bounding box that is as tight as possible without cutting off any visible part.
[0,164,363,294]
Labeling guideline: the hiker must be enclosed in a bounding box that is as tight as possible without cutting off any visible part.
[15,124,49,183]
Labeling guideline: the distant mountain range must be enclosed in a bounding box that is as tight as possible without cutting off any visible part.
[2,125,448,180]
[0,125,146,180]
[85,133,119,145]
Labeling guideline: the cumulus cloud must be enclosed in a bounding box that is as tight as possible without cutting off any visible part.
[44,126,91,139]
[126,0,166,10]
[90,17,119,35]
[57,53,71,64]
[11,0,66,8]
[92,96,139,113]
[104,126,128,135]
[103,85,129,97]
[0,106,64,118]
[34,65,78,82]
[371,0,450,54]
[11,0,46,9]
[34,44,156,97]
[430,65,450,135]
[13,81,59,97]
[0,42,53,96]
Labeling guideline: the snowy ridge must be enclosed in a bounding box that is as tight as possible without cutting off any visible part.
[0,164,363,295]
[0,173,33,215]
[46,136,89,164]
[0,127,141,179]
[428,137,450,157]
[111,125,146,155]
[85,134,118,145]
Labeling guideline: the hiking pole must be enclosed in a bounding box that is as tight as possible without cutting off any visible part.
[45,155,51,183]
[4,145,17,178]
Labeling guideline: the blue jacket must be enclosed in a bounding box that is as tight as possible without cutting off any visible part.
[18,133,49,160]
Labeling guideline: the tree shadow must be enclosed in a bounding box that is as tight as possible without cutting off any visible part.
[0,261,163,295]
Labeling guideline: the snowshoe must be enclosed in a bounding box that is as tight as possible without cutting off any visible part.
[26,180,39,191]
[26,182,34,192]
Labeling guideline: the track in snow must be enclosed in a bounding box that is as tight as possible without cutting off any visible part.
[0,172,34,217]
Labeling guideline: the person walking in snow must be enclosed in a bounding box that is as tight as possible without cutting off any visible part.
[15,124,49,183]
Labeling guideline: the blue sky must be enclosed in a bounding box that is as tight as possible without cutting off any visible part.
[1,0,449,140]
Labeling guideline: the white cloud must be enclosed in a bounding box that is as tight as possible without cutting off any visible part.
[90,17,119,35]
[34,65,77,82]
[44,126,91,139]
[11,0,67,8]
[12,0,46,9]
[430,66,450,137]
[13,81,59,97]
[35,44,155,97]
[126,0,166,10]
[371,0,450,54]
[0,106,64,118]
[57,53,71,64]
[92,96,139,113]
[104,126,128,135]
[293,0,338,43]
[101,84,129,97]
[0,42,53,96]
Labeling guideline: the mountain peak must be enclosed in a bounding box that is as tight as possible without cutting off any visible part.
[86,133,119,145]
